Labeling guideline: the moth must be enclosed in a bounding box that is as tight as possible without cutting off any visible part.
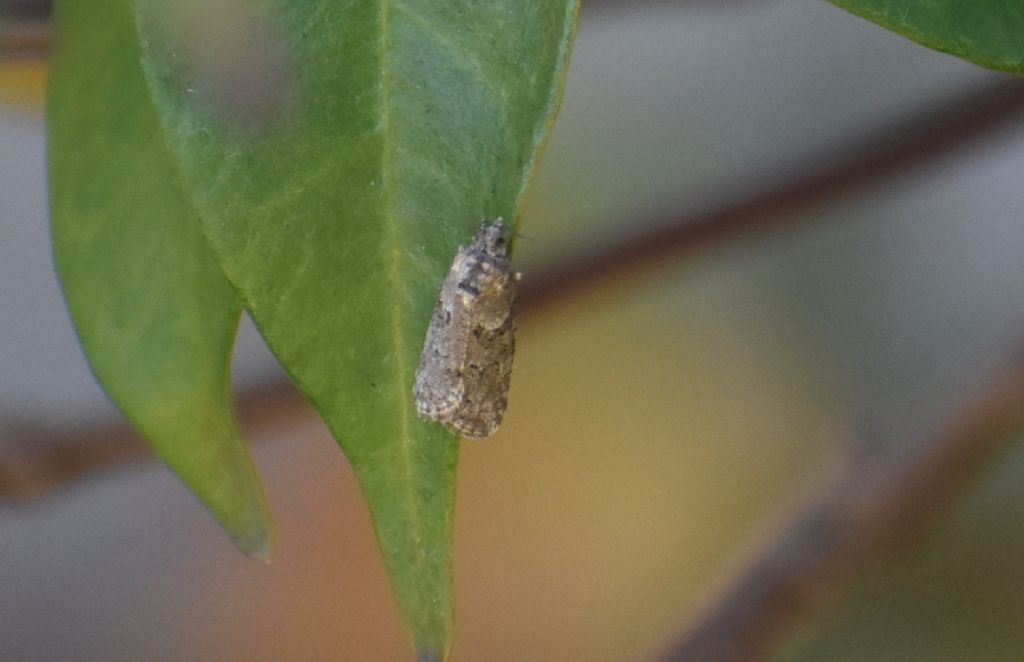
[413,219,520,439]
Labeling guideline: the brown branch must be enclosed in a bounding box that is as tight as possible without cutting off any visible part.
[0,380,309,500]
[521,77,1024,314]
[0,0,51,20]
[0,0,50,59]
[0,22,49,59]
[660,343,1024,662]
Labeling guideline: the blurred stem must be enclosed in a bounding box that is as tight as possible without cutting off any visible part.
[521,77,1024,313]
[660,343,1024,662]
[0,0,51,20]
[0,0,51,59]
[0,380,307,498]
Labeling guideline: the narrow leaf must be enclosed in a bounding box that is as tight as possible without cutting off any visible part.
[830,0,1024,75]
[136,0,579,656]
[49,0,271,557]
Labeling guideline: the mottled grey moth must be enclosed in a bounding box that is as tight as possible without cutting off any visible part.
[413,219,519,439]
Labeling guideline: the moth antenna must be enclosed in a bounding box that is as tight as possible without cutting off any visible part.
[398,212,456,224]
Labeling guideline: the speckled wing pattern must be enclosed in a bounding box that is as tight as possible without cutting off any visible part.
[414,220,519,439]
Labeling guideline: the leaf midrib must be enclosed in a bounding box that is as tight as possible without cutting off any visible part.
[378,0,423,552]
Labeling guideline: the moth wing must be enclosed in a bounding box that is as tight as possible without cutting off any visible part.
[413,274,473,421]
[447,284,516,439]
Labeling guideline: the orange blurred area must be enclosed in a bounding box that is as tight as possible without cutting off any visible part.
[0,60,46,112]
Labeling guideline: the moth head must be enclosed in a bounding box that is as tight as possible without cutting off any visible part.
[474,218,508,257]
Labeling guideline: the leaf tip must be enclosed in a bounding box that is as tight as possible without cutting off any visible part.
[227,510,274,563]
[241,535,273,563]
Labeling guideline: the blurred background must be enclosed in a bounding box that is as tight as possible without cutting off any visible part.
[3,0,1024,660]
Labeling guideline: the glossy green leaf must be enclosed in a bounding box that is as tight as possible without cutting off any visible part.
[136,0,578,657]
[49,0,271,557]
[830,0,1024,74]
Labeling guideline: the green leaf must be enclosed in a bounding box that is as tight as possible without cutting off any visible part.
[136,0,579,656]
[48,0,271,557]
[829,0,1024,75]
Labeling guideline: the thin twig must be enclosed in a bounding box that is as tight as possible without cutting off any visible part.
[521,77,1024,313]
[661,344,1024,662]
[0,0,51,59]
[0,0,52,21]
[0,22,48,59]
[0,380,307,500]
